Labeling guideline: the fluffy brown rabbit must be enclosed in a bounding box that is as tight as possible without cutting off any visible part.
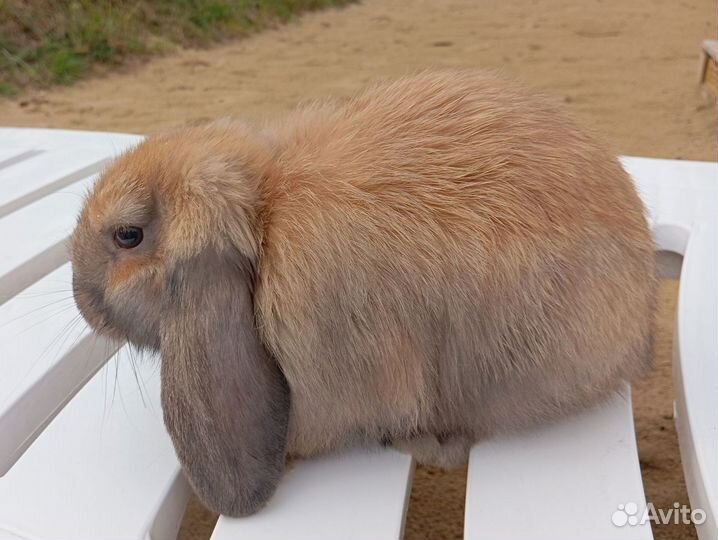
[71,70,656,517]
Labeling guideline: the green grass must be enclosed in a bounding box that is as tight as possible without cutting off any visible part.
[0,0,353,95]
[0,81,16,95]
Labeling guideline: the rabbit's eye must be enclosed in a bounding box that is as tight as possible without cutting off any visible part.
[113,226,143,249]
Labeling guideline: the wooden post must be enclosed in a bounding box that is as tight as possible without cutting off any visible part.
[699,40,718,97]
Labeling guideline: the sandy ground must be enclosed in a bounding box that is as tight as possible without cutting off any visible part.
[2,1,715,538]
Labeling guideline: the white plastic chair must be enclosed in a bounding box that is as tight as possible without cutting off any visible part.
[0,128,715,540]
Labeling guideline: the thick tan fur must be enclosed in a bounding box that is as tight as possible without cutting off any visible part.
[71,70,656,515]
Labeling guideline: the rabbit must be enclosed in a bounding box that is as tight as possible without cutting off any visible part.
[70,69,656,517]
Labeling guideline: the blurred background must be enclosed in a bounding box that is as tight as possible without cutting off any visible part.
[1,2,716,539]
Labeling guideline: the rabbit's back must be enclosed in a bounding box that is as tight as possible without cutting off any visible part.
[255,70,655,457]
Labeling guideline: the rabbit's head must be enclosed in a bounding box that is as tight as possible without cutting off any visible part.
[70,120,289,517]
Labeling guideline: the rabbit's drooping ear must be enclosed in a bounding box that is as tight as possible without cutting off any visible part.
[159,247,289,517]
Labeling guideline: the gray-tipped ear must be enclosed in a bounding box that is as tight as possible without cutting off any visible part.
[159,247,289,517]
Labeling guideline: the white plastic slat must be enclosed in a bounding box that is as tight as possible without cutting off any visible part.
[0,175,96,305]
[622,156,718,224]
[464,388,651,540]
[0,349,190,540]
[211,450,415,540]
[624,159,712,257]
[0,148,111,218]
[673,218,718,540]
[622,156,718,190]
[0,263,122,475]
[0,128,141,153]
